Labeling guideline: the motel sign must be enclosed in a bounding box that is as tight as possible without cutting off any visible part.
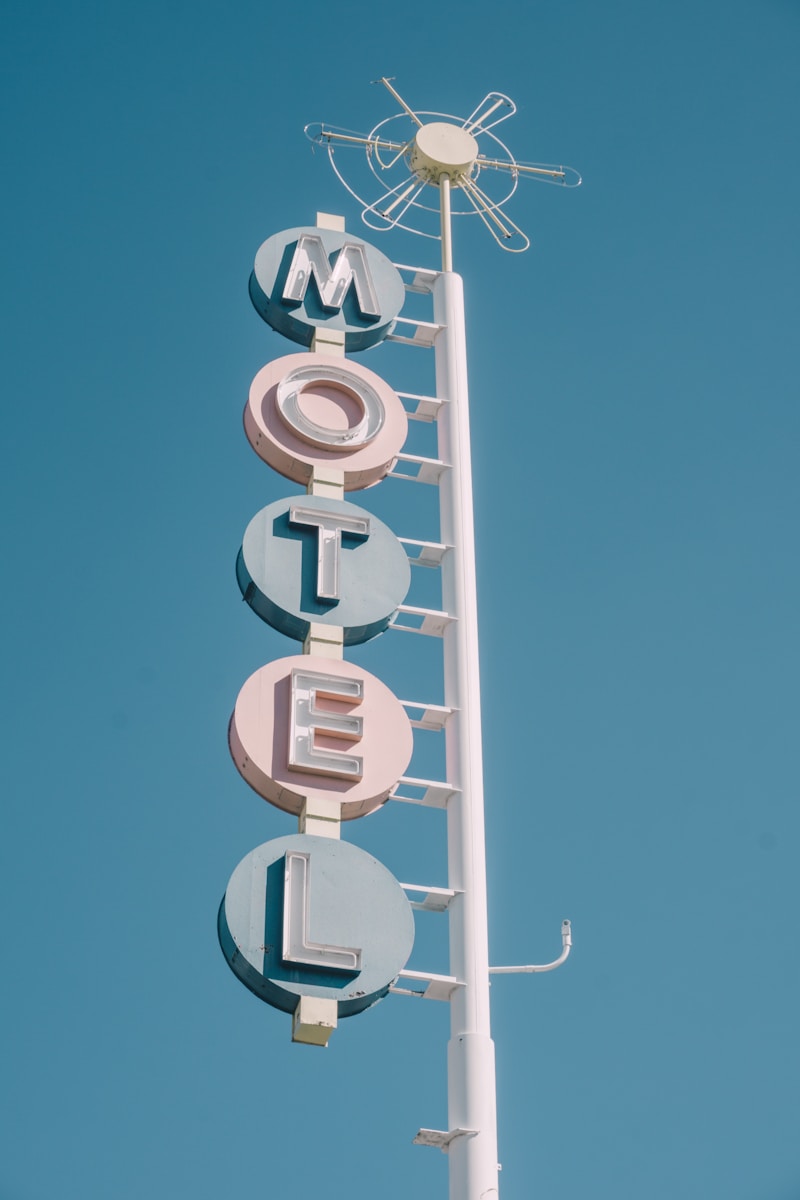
[218,88,578,1199]
[219,222,420,1042]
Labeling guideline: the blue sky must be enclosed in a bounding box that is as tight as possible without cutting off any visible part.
[2,2,799,1198]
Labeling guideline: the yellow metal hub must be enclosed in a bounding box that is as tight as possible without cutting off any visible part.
[409,122,479,186]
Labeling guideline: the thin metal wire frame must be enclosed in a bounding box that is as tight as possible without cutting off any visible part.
[461,174,531,253]
[305,124,405,154]
[307,125,578,187]
[478,156,582,186]
[326,144,525,248]
[312,145,429,234]
[461,90,516,134]
[373,75,423,127]
[383,77,516,138]
[361,176,428,232]
[313,134,524,245]
[308,115,521,219]
[305,92,580,251]
[373,138,415,172]
[364,110,521,215]
[479,157,564,180]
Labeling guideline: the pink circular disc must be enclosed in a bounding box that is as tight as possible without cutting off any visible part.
[244,353,408,490]
[229,654,413,820]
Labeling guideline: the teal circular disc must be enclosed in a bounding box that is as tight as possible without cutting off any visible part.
[249,225,405,352]
[236,493,411,645]
[218,835,415,1017]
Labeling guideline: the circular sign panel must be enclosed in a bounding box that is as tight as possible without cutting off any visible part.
[249,226,405,352]
[236,493,411,645]
[229,654,413,820]
[218,834,415,1017]
[245,353,408,490]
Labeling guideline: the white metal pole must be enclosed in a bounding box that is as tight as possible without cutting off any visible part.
[434,259,499,1200]
[440,175,454,273]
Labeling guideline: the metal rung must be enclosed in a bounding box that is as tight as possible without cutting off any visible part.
[390,605,454,637]
[390,776,457,808]
[398,538,451,567]
[395,969,462,1001]
[400,883,460,912]
[412,1128,478,1150]
[399,700,454,731]
[386,316,443,348]
[393,263,439,294]
[397,390,446,422]
[389,453,448,485]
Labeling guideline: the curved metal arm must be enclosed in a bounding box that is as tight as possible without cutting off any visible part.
[489,919,572,975]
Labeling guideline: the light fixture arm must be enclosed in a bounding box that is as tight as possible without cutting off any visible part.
[489,919,572,974]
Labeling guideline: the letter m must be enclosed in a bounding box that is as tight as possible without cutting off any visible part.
[282,235,381,319]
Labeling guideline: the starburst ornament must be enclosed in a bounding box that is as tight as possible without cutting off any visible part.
[305,77,581,261]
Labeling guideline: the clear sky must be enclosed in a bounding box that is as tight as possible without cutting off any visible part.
[2,2,799,1198]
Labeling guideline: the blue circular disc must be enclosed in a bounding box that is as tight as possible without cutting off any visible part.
[218,834,415,1017]
[249,225,405,352]
[236,493,411,645]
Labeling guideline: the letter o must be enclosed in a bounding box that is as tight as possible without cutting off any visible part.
[244,352,408,490]
[276,363,385,450]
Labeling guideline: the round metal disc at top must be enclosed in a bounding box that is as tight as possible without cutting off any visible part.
[409,122,479,185]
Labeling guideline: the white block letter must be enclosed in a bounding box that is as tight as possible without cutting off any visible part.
[282,235,380,318]
[289,668,364,780]
[283,851,362,971]
[289,504,369,601]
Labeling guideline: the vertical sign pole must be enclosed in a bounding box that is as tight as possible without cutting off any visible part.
[440,175,454,273]
[434,247,499,1197]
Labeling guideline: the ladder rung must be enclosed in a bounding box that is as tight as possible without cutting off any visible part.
[390,605,453,637]
[390,776,457,808]
[389,453,448,485]
[393,263,439,294]
[386,316,443,348]
[412,1127,478,1148]
[397,391,447,422]
[394,969,462,1001]
[399,700,454,731]
[398,538,450,567]
[400,883,460,913]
